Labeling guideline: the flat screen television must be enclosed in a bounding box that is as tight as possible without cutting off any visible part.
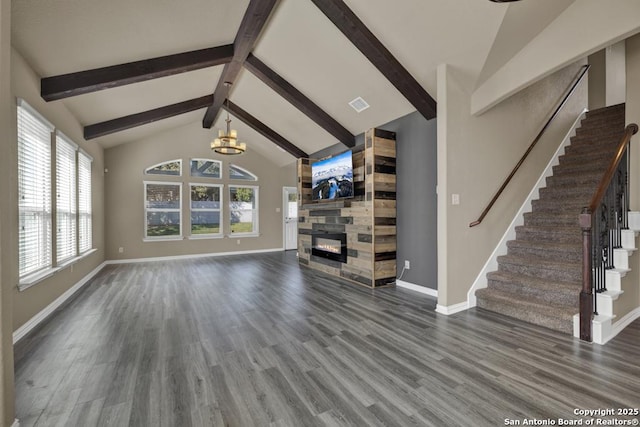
[311,150,354,201]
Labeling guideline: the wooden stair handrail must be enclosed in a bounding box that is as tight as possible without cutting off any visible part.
[587,123,639,213]
[579,122,638,342]
[469,64,590,227]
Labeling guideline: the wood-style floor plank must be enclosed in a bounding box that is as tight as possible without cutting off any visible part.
[13,251,640,426]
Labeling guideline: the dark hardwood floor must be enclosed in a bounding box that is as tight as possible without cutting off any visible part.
[14,251,640,426]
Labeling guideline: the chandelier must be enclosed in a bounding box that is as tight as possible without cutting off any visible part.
[211,87,246,155]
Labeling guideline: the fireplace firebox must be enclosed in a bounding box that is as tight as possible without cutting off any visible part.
[311,233,347,263]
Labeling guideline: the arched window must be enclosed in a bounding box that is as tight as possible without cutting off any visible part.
[190,158,221,178]
[145,159,182,176]
[229,164,257,181]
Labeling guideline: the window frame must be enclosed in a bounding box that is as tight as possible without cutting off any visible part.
[189,183,224,239]
[190,158,222,179]
[229,185,259,236]
[78,149,93,254]
[55,131,78,264]
[144,159,182,176]
[17,99,55,280]
[229,164,258,181]
[143,181,183,241]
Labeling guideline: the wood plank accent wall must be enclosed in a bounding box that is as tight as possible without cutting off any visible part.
[297,128,397,288]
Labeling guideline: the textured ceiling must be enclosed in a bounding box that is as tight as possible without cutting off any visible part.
[11,0,601,163]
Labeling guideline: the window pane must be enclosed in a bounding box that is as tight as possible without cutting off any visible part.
[56,134,77,263]
[18,101,53,277]
[229,186,257,234]
[145,160,181,176]
[191,211,220,234]
[229,164,257,181]
[78,152,92,253]
[190,159,221,178]
[230,187,255,208]
[145,182,181,239]
[146,211,181,236]
[191,185,220,209]
[146,184,181,209]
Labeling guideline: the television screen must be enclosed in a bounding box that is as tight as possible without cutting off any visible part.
[311,150,354,201]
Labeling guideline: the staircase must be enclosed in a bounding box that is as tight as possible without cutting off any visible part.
[476,104,627,335]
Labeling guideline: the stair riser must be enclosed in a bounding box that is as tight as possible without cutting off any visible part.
[564,141,620,155]
[515,227,581,242]
[530,200,587,213]
[498,261,581,282]
[523,215,580,227]
[537,188,595,201]
[486,279,578,306]
[558,153,614,166]
[476,297,574,334]
[545,174,602,187]
[507,245,581,263]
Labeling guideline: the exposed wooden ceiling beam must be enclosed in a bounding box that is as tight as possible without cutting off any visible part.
[84,95,213,140]
[41,45,234,101]
[202,0,280,128]
[310,0,437,120]
[244,54,355,147]
[225,100,308,158]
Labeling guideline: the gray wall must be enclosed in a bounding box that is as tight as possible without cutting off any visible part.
[311,111,438,290]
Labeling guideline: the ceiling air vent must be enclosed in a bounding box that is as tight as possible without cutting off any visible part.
[348,97,370,113]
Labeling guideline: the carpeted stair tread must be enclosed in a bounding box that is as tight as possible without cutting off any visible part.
[475,288,576,334]
[476,104,625,336]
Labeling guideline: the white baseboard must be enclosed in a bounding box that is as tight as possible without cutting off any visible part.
[395,279,437,298]
[106,247,284,264]
[12,261,107,344]
[607,307,640,344]
[436,301,469,315]
[466,110,587,308]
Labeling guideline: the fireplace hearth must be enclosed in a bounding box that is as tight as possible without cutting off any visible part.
[311,233,347,263]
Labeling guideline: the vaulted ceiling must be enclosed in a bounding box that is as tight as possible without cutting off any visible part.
[12,0,588,166]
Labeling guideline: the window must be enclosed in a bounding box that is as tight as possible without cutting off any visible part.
[145,159,181,176]
[145,182,182,239]
[78,151,93,253]
[229,164,257,181]
[190,184,222,237]
[18,100,54,278]
[56,132,78,263]
[190,159,221,179]
[229,186,258,234]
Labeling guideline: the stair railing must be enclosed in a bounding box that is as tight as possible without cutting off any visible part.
[579,123,639,342]
[470,64,590,227]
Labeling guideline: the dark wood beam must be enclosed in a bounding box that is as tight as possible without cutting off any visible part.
[84,95,214,140]
[225,100,308,158]
[310,0,437,120]
[244,54,355,147]
[42,45,234,101]
[202,0,280,128]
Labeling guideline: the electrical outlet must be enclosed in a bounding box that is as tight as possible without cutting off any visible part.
[118,247,124,253]
[404,260,410,270]
[452,194,460,205]
[237,239,241,245]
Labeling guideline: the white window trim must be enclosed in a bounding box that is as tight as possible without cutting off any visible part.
[18,248,97,291]
[229,185,259,236]
[143,181,183,241]
[188,182,224,239]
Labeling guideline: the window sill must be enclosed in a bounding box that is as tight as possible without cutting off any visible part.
[228,232,260,238]
[18,248,98,292]
[143,236,183,242]
[188,234,224,240]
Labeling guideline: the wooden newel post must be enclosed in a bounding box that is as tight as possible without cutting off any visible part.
[579,208,593,342]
